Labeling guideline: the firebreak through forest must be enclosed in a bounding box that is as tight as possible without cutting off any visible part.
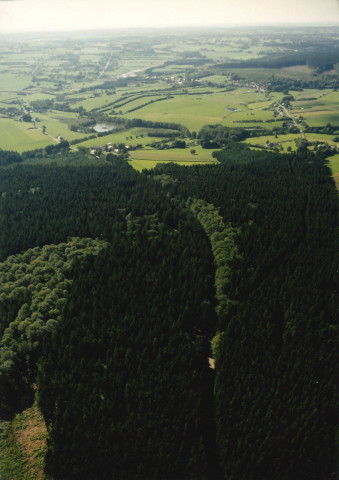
[0,145,338,480]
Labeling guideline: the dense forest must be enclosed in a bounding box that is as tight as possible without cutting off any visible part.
[0,145,338,479]
[0,238,109,419]
[0,149,22,167]
[147,147,338,479]
[217,47,339,71]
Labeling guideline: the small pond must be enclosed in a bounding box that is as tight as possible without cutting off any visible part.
[93,123,118,133]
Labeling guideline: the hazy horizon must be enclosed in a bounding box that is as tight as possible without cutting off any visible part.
[0,0,338,35]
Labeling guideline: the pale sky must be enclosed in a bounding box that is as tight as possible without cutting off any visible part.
[0,0,338,34]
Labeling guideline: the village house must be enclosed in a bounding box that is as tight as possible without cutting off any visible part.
[265,140,281,149]
[90,145,106,155]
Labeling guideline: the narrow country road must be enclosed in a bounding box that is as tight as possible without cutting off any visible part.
[99,51,113,78]
[276,102,305,139]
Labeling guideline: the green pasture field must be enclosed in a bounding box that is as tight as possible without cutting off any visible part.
[328,154,339,174]
[291,101,326,109]
[304,133,338,146]
[276,65,314,80]
[328,153,339,189]
[112,55,169,76]
[72,93,119,111]
[75,127,176,149]
[30,81,60,92]
[223,109,275,126]
[123,101,218,131]
[123,88,275,131]
[0,93,19,104]
[314,92,339,114]
[267,91,285,102]
[290,89,331,100]
[243,133,301,151]
[290,90,335,108]
[0,118,53,152]
[0,73,32,91]
[226,89,268,104]
[111,82,171,98]
[112,89,171,105]
[198,74,230,84]
[36,112,89,141]
[317,91,339,104]
[119,94,168,114]
[123,93,224,131]
[247,100,272,110]
[291,90,339,127]
[216,63,315,83]
[26,92,56,103]
[134,81,173,92]
[251,140,298,152]
[129,159,207,171]
[299,112,339,127]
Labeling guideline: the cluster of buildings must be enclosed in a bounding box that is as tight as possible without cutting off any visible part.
[90,143,130,156]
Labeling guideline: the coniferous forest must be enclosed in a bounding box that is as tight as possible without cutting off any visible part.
[0,146,338,479]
